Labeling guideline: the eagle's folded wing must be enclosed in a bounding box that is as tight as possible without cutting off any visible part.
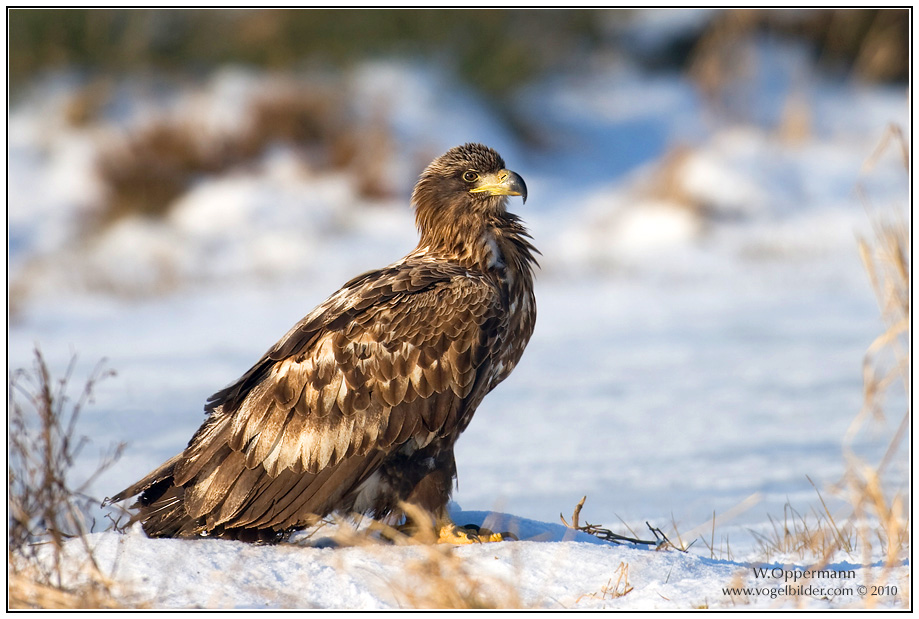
[162,267,500,529]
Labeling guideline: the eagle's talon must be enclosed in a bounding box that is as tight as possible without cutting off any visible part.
[475,528,514,543]
[437,525,476,544]
[437,523,515,544]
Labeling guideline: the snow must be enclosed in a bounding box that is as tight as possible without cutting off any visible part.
[20,514,909,609]
[7,21,910,610]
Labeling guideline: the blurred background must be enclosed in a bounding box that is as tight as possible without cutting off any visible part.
[8,8,909,301]
[7,9,910,553]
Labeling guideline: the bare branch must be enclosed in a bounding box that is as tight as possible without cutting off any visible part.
[561,496,685,550]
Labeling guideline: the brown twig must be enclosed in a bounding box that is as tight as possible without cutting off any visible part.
[561,496,688,551]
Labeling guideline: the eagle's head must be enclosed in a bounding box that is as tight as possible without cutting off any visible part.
[411,143,527,250]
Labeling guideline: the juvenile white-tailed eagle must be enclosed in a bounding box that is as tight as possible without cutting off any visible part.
[108,143,537,544]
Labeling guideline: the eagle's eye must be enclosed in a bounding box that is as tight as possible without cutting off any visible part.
[462,171,479,183]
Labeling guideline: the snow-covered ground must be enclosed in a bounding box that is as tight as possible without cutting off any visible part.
[7,25,910,609]
[20,511,908,609]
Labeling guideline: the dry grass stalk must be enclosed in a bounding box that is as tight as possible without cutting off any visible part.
[8,568,124,610]
[8,349,128,609]
[389,543,526,609]
[724,571,750,607]
[842,126,910,578]
[749,497,856,564]
[676,492,760,560]
[853,218,909,432]
[576,561,634,604]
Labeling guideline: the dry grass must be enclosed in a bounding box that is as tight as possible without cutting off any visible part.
[8,566,125,610]
[737,126,910,606]
[576,561,634,604]
[836,127,909,573]
[8,349,128,609]
[749,491,856,564]
[632,123,911,605]
[390,543,526,609]
[838,192,910,606]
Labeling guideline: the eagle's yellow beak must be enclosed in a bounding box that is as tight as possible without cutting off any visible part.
[469,169,528,204]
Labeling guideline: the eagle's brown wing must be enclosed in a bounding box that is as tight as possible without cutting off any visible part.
[112,260,503,536]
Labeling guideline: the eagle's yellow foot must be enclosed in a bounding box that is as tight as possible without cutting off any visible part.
[437,523,518,544]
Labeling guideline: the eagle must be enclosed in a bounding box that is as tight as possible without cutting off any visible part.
[107,143,537,544]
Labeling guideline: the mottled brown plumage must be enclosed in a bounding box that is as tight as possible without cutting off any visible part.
[108,143,537,542]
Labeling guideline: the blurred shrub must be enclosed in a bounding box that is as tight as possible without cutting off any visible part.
[96,78,393,222]
[98,119,231,221]
[681,9,908,121]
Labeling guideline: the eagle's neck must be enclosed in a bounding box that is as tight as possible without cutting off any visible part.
[416,210,538,282]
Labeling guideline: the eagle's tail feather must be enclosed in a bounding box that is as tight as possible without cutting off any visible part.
[138,485,194,538]
[103,454,204,538]
[109,450,388,541]
[104,453,183,507]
